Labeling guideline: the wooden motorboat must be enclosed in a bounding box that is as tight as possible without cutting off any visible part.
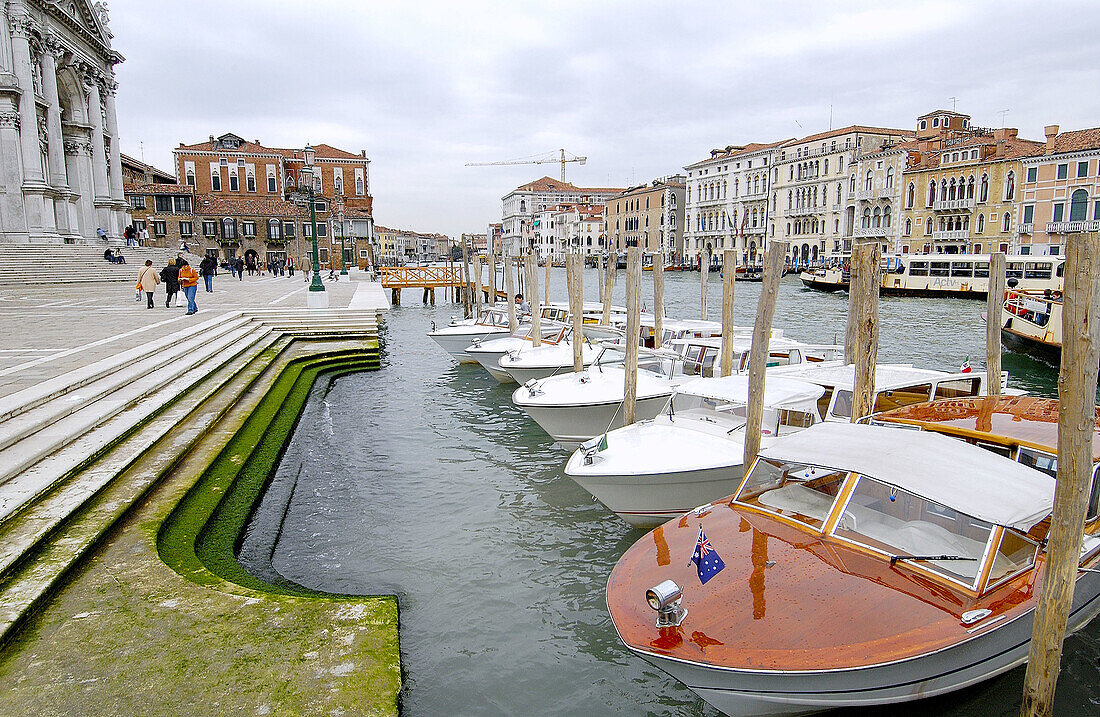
[607,417,1100,716]
[999,288,1063,363]
[798,266,848,292]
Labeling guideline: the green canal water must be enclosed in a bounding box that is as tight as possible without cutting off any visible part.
[239,269,1098,716]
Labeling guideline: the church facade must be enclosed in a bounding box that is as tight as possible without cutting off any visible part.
[0,0,127,243]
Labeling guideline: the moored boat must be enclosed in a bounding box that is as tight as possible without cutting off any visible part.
[427,306,513,362]
[798,266,848,292]
[464,322,569,381]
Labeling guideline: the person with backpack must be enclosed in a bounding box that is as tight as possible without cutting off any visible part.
[199,254,217,292]
[177,260,199,315]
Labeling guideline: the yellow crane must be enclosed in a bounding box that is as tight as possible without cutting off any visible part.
[466,148,587,183]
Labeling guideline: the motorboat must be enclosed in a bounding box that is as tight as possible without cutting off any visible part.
[464,322,569,382]
[607,418,1099,716]
[639,318,723,348]
[799,266,848,292]
[514,337,842,449]
[563,375,824,528]
[427,305,514,362]
[498,338,603,384]
[999,287,1062,363]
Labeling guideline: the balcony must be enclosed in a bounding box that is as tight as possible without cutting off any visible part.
[787,205,820,217]
[831,203,844,212]
[932,197,975,212]
[1017,223,1033,235]
[1046,220,1100,234]
[852,226,889,238]
[743,224,766,235]
[931,229,970,242]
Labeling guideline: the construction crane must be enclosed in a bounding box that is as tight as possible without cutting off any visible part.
[466,148,587,183]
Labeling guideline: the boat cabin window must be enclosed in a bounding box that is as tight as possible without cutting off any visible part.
[682,345,705,375]
[1024,262,1052,280]
[833,475,994,588]
[1017,447,1057,478]
[933,378,980,399]
[950,262,973,278]
[975,441,1013,459]
[816,387,834,420]
[1057,262,1065,278]
[1089,464,1100,522]
[909,261,928,277]
[735,458,848,530]
[830,390,854,419]
[1006,262,1024,279]
[973,262,990,278]
[699,348,718,377]
[872,384,933,413]
[986,530,1039,589]
[930,261,950,277]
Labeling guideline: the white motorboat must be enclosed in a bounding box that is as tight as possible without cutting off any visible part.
[464,322,569,382]
[427,306,514,362]
[563,375,824,527]
[497,339,602,384]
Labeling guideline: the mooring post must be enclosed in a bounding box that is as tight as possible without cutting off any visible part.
[544,252,552,306]
[623,246,642,425]
[720,249,737,377]
[429,287,435,306]
[1020,232,1100,717]
[568,254,584,372]
[653,252,665,349]
[504,250,517,333]
[487,236,497,304]
[849,241,881,421]
[391,287,400,306]
[422,286,429,304]
[598,252,605,306]
[987,251,1006,396]
[525,253,542,347]
[700,244,710,320]
[744,241,787,468]
[461,234,473,319]
[474,253,483,316]
[601,252,616,324]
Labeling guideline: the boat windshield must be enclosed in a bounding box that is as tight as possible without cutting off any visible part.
[477,310,507,327]
[734,458,848,530]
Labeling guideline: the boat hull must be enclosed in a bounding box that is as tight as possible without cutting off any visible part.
[799,274,848,292]
[428,328,508,362]
[504,362,592,385]
[517,394,672,448]
[621,570,1100,717]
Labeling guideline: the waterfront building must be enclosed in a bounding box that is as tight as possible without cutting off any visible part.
[846,139,912,257]
[487,222,503,255]
[1016,125,1100,256]
[461,232,487,253]
[899,111,1042,255]
[120,154,173,186]
[684,142,786,266]
[605,176,685,262]
[374,224,447,264]
[772,125,913,265]
[124,182,194,246]
[0,1,128,243]
[551,203,604,258]
[501,176,621,255]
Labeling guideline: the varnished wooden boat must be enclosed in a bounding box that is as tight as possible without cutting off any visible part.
[607,409,1100,716]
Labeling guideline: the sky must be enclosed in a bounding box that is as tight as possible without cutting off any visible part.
[109,0,1100,239]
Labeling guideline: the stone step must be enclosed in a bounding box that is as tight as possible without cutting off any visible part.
[0,312,250,425]
[0,331,292,588]
[0,323,268,488]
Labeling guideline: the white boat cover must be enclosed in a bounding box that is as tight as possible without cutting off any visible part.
[767,362,975,391]
[675,375,825,411]
[757,422,1056,530]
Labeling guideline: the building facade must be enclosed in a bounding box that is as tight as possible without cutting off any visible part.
[1017,125,1100,256]
[501,176,621,255]
[606,176,685,261]
[0,0,128,243]
[120,154,173,186]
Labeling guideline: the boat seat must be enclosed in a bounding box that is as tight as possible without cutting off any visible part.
[757,484,834,525]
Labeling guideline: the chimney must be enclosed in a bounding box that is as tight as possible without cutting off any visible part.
[993,128,1018,141]
[1044,125,1060,152]
[209,135,215,146]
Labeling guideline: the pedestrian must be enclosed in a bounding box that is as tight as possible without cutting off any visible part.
[160,259,180,307]
[124,225,135,246]
[177,259,199,315]
[97,227,107,242]
[139,226,148,245]
[235,256,244,280]
[175,252,185,268]
[199,253,216,292]
[279,261,285,277]
[287,256,295,277]
[137,260,159,309]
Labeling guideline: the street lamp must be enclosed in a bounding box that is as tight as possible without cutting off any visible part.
[295,144,327,306]
[336,196,348,275]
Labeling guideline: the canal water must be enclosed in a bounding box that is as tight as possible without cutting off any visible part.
[239,269,1098,716]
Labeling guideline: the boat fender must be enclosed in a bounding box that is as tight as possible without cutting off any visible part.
[430,320,436,332]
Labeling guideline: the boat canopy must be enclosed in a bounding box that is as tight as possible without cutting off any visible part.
[675,375,825,411]
[758,422,1055,530]
[769,362,967,391]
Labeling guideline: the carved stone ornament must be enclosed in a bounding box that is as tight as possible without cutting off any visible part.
[0,112,20,129]
[38,114,49,148]
[63,139,91,156]
[8,12,38,40]
[40,33,65,58]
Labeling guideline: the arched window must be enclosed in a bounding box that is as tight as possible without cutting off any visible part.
[211,172,221,191]
[838,155,844,173]
[886,167,894,189]
[941,179,948,202]
[904,218,912,236]
[734,178,739,196]
[754,177,760,194]
[977,213,985,233]
[824,158,829,174]
[520,200,526,213]
[1070,188,1089,221]
[862,208,871,228]
[1002,212,1011,232]
[865,170,873,190]
[246,172,256,192]
[185,170,195,187]
[1004,171,1015,200]
[928,180,936,205]
[752,208,758,226]
[786,222,791,236]
[836,183,842,204]
[872,207,882,228]
[906,182,915,208]
[926,217,933,234]
[884,206,891,227]
[967,175,975,200]
[979,174,988,203]
[267,219,280,239]
[787,190,792,209]
[849,175,856,193]
[356,177,364,195]
[222,217,237,239]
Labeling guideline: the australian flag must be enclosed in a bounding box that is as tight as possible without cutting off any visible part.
[689,526,726,585]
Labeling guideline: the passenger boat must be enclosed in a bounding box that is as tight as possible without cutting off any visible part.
[563,375,824,527]
[427,306,514,362]
[607,417,1100,716]
[880,254,1064,299]
[798,266,848,292]
[999,288,1062,363]
[463,322,569,381]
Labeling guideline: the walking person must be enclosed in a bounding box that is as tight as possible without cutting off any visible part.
[235,256,244,281]
[177,259,199,315]
[199,253,217,292]
[160,259,180,308]
[137,260,160,309]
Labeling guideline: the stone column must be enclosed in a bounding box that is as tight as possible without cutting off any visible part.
[102,78,125,235]
[39,38,71,237]
[9,11,46,237]
[64,136,93,237]
[81,67,111,236]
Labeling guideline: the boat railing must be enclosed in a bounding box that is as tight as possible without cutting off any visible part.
[1004,288,1057,329]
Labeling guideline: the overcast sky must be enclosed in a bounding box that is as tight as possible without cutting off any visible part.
[110,0,1100,238]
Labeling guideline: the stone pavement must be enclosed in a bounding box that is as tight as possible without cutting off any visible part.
[0,269,385,399]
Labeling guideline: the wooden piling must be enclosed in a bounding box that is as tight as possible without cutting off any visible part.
[720,249,737,377]
[849,241,881,421]
[488,237,497,304]
[986,252,1006,396]
[474,254,483,316]
[544,253,552,306]
[429,287,435,306]
[568,254,584,372]
[1020,232,1100,717]
[598,252,605,306]
[743,242,787,468]
[653,253,665,348]
[601,253,617,324]
[391,287,400,306]
[461,235,473,318]
[623,246,642,425]
[504,250,518,333]
[525,254,542,347]
[700,245,710,320]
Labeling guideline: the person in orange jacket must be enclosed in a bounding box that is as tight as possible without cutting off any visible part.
[177,259,199,315]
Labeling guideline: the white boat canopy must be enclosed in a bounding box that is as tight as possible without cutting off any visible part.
[675,375,825,411]
[757,422,1056,531]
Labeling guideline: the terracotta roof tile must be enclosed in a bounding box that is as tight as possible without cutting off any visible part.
[784,125,914,146]
[124,182,194,195]
[513,176,623,194]
[193,193,309,218]
[1046,127,1100,154]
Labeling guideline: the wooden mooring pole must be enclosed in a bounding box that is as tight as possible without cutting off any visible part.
[601,252,616,324]
[653,253,665,348]
[849,241,881,421]
[461,234,473,318]
[720,249,737,377]
[504,250,518,333]
[744,241,787,468]
[568,254,584,372]
[623,246,642,425]
[544,253,552,306]
[700,245,710,320]
[525,253,542,347]
[986,252,1006,396]
[1020,232,1100,717]
[598,252,605,306]
[474,254,483,315]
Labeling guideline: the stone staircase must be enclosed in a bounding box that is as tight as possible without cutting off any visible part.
[0,244,187,287]
[0,305,382,647]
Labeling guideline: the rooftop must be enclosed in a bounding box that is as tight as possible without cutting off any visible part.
[1044,127,1100,155]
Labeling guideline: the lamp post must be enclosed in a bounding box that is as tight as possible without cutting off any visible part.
[336,197,348,275]
[294,144,327,307]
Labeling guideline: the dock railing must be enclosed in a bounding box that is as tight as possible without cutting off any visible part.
[380,265,463,289]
